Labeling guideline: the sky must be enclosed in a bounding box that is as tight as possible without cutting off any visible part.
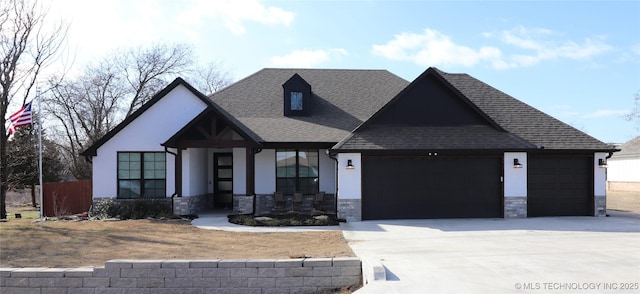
[43,0,640,144]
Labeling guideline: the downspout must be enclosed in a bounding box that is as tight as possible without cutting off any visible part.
[165,146,178,215]
[251,148,262,215]
[327,149,339,217]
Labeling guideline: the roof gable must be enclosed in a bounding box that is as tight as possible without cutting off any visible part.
[360,67,498,128]
[333,67,615,152]
[282,73,312,116]
[81,77,260,157]
[436,69,614,150]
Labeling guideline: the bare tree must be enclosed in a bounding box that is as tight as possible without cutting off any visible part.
[189,61,232,94]
[625,91,640,132]
[44,43,198,179]
[0,0,68,219]
[120,43,194,117]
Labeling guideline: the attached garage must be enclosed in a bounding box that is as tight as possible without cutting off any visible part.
[361,156,503,220]
[527,156,593,217]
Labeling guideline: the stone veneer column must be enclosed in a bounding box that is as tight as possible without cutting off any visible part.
[594,153,608,217]
[504,152,527,218]
[338,199,361,221]
[504,197,527,218]
[594,196,606,217]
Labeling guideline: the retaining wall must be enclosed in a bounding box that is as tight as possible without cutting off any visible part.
[1,258,361,294]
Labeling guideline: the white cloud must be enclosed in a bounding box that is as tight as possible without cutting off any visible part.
[176,0,294,35]
[372,26,613,70]
[582,109,630,119]
[497,26,613,68]
[371,29,502,67]
[270,48,348,68]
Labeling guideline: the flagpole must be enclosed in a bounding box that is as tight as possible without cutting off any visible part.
[37,86,44,227]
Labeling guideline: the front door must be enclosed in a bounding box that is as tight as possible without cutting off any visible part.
[214,153,233,209]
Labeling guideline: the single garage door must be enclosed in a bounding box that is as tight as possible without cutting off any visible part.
[528,156,592,217]
[362,156,502,220]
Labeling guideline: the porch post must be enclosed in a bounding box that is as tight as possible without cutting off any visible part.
[246,147,255,196]
[175,148,182,197]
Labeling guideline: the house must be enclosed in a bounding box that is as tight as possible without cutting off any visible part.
[81,67,617,221]
[607,136,640,192]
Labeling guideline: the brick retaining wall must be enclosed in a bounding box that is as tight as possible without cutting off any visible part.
[1,258,361,294]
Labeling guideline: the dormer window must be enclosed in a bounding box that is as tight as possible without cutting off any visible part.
[283,73,311,116]
[291,92,303,110]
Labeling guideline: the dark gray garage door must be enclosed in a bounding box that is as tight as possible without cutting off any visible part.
[362,156,502,220]
[528,156,592,217]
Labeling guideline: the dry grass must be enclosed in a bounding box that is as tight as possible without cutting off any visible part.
[0,218,354,268]
[607,189,640,214]
[1,189,637,269]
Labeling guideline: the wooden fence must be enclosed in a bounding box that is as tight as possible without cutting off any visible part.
[42,180,92,217]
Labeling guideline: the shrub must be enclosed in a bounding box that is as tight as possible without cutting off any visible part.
[91,198,172,219]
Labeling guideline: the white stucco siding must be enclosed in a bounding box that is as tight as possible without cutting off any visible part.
[319,150,336,193]
[91,84,208,198]
[504,152,527,197]
[184,148,208,196]
[255,149,276,194]
[608,157,640,182]
[594,153,608,196]
[233,148,247,195]
[337,153,361,200]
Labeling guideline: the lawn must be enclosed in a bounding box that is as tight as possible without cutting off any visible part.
[1,189,637,269]
[607,190,640,214]
[0,217,354,268]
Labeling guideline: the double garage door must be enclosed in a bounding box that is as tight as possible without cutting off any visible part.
[362,156,503,220]
[362,155,593,220]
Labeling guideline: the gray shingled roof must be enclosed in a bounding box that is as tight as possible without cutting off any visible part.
[435,69,613,150]
[333,67,615,151]
[335,125,535,150]
[209,68,409,143]
[611,136,640,157]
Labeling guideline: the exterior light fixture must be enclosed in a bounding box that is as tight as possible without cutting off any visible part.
[598,158,608,168]
[513,158,523,168]
[346,159,355,169]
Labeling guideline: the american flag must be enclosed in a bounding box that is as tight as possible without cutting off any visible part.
[7,101,33,135]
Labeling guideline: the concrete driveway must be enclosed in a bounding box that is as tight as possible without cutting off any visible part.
[341,211,640,293]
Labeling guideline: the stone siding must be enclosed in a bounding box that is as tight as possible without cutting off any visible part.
[594,195,606,217]
[173,194,211,216]
[0,258,361,294]
[338,199,361,221]
[504,196,527,218]
[233,195,255,214]
[255,194,337,215]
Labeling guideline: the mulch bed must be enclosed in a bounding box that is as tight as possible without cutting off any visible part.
[228,213,341,226]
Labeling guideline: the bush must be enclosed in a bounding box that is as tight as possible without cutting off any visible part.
[91,198,172,219]
[228,213,339,226]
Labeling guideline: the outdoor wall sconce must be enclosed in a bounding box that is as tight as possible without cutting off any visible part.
[346,159,355,169]
[513,158,523,168]
[598,158,608,168]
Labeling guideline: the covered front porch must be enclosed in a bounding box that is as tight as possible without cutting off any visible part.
[163,108,337,216]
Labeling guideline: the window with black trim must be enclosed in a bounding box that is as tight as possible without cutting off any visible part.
[276,149,319,194]
[117,152,166,199]
[291,92,303,110]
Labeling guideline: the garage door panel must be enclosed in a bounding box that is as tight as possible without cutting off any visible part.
[528,156,592,217]
[362,156,502,220]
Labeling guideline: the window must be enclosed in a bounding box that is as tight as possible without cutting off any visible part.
[276,149,318,194]
[118,152,166,198]
[291,92,303,110]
